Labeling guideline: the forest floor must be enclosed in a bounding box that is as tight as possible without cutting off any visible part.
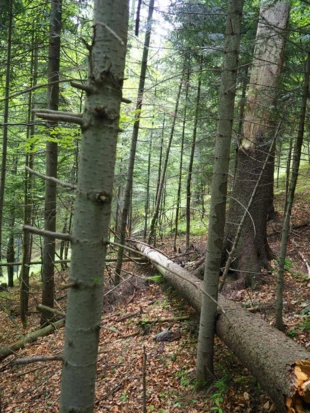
[1,188,310,412]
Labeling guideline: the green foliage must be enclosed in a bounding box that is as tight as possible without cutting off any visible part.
[148,274,164,284]
[209,372,231,413]
[287,318,310,338]
[301,303,310,316]
[120,391,127,404]
[277,257,293,272]
[176,369,192,387]
[210,396,223,413]
[300,319,310,331]
[283,258,293,272]
[148,406,169,413]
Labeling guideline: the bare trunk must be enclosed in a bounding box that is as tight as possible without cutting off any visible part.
[144,131,153,240]
[0,0,13,277]
[186,57,202,249]
[7,230,14,288]
[115,0,155,284]
[148,77,184,244]
[41,0,62,324]
[20,34,37,325]
[196,0,244,384]
[174,71,189,251]
[59,1,128,410]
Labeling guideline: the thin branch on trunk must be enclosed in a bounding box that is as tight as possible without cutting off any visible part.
[23,225,72,241]
[35,111,84,125]
[14,356,63,365]
[26,166,76,189]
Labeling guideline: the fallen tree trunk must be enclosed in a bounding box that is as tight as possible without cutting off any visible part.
[0,319,65,362]
[137,243,310,413]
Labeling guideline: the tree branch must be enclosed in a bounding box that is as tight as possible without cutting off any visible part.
[37,304,66,318]
[14,356,63,365]
[70,81,96,94]
[23,225,72,241]
[26,166,76,190]
[35,110,84,125]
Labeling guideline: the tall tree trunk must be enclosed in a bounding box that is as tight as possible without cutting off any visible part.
[144,130,153,241]
[276,49,310,331]
[0,0,13,277]
[7,227,14,288]
[59,214,68,271]
[20,34,37,325]
[276,139,282,188]
[234,64,248,179]
[196,0,244,385]
[148,77,184,244]
[222,2,290,282]
[174,71,189,251]
[41,0,62,324]
[285,135,293,208]
[60,1,128,411]
[114,0,155,284]
[156,117,165,202]
[186,57,202,249]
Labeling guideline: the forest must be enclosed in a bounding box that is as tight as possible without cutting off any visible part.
[0,0,310,412]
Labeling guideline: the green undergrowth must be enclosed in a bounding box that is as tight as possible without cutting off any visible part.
[274,163,310,197]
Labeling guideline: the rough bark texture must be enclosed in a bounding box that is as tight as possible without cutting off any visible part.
[59,1,128,411]
[223,2,290,283]
[41,0,62,322]
[137,243,310,413]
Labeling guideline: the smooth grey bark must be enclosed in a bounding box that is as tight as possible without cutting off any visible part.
[114,0,155,284]
[136,243,310,413]
[276,50,310,331]
[186,57,202,249]
[59,0,128,411]
[0,0,13,277]
[196,0,244,384]
[41,0,62,324]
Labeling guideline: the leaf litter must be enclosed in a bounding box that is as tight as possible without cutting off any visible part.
[1,191,310,412]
